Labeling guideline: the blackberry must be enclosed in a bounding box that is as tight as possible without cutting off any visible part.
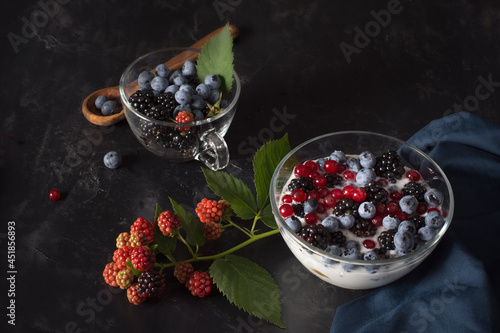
[330,230,346,247]
[363,181,388,203]
[292,203,305,218]
[378,230,396,251]
[374,150,405,183]
[297,224,331,250]
[402,182,426,202]
[139,120,167,141]
[325,174,343,188]
[128,89,155,114]
[332,198,360,217]
[144,104,170,122]
[350,217,377,237]
[136,270,165,298]
[160,131,198,151]
[409,215,426,230]
[154,92,178,116]
[288,177,314,193]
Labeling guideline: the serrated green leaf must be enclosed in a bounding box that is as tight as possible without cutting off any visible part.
[125,261,141,277]
[169,197,205,247]
[154,203,163,222]
[253,133,291,209]
[152,203,178,257]
[259,204,277,229]
[201,168,258,220]
[196,23,234,95]
[209,255,285,328]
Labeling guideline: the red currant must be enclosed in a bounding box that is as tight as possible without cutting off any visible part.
[386,202,400,216]
[279,204,294,218]
[304,160,319,172]
[363,239,376,249]
[337,164,346,173]
[331,188,343,200]
[396,211,409,221]
[406,170,421,182]
[416,202,428,215]
[313,175,327,188]
[377,178,389,187]
[304,213,318,225]
[322,195,336,208]
[49,189,61,201]
[307,190,319,200]
[308,170,320,180]
[324,160,339,174]
[292,189,307,202]
[375,202,386,216]
[342,185,356,199]
[342,170,356,181]
[294,164,310,177]
[316,203,326,214]
[389,190,403,201]
[316,187,330,198]
[282,194,292,203]
[428,207,442,215]
[352,188,367,203]
[371,215,383,227]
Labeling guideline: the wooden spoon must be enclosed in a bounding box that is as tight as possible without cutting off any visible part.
[82,24,239,126]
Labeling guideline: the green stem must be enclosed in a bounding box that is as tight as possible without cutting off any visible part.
[226,217,252,238]
[177,231,196,259]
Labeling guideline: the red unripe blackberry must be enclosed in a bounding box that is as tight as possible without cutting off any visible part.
[195,198,226,223]
[130,218,155,244]
[203,222,222,240]
[113,246,133,269]
[175,110,194,132]
[186,271,213,298]
[103,262,120,287]
[116,267,134,289]
[174,261,194,284]
[131,246,156,272]
[129,230,149,247]
[157,210,181,236]
[127,283,148,305]
[116,232,131,248]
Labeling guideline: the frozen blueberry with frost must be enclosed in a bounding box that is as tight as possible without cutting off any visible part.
[138,71,155,89]
[95,95,108,109]
[338,214,355,229]
[399,195,418,214]
[103,151,122,169]
[346,157,361,172]
[358,201,376,219]
[329,150,346,164]
[418,226,436,241]
[424,188,444,206]
[151,76,169,92]
[382,215,400,230]
[398,220,417,234]
[182,60,196,76]
[356,168,376,186]
[321,216,339,233]
[155,64,169,78]
[359,151,376,168]
[205,74,221,90]
[394,231,414,251]
[101,100,119,116]
[304,198,318,214]
[285,216,301,232]
[425,211,445,229]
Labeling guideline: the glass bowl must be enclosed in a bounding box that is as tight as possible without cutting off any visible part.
[270,131,454,289]
[119,47,241,171]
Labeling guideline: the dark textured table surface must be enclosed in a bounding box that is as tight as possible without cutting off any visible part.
[2,0,500,332]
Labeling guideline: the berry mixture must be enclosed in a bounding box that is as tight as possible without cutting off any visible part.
[279,149,446,264]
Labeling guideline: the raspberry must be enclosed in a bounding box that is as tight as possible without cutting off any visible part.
[174,261,194,284]
[186,271,213,298]
[116,267,134,289]
[202,222,222,240]
[127,283,148,305]
[136,270,165,298]
[130,246,156,271]
[116,232,131,248]
[195,198,226,223]
[112,246,133,269]
[175,110,194,132]
[103,262,120,287]
[130,218,155,244]
[157,210,181,236]
[129,230,149,247]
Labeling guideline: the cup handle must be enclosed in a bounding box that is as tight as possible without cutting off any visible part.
[195,130,230,170]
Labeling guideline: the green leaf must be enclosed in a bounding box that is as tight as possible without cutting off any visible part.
[125,261,141,277]
[253,133,291,209]
[201,168,258,220]
[209,255,285,328]
[196,23,234,95]
[259,204,277,229]
[169,197,205,247]
[153,203,177,257]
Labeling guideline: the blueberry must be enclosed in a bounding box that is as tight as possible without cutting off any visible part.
[321,216,339,233]
[363,251,381,261]
[418,226,436,241]
[359,151,376,168]
[398,220,417,234]
[396,250,412,257]
[101,100,119,116]
[155,64,169,78]
[220,99,230,108]
[338,214,355,229]
[95,95,108,109]
[138,71,155,88]
[168,69,181,83]
[329,150,347,164]
[190,95,206,110]
[346,157,361,172]
[151,76,169,92]
[344,240,360,251]
[358,201,376,219]
[182,60,196,76]
[325,244,341,257]
[208,89,221,104]
[172,74,188,86]
[394,231,414,251]
[382,215,400,230]
[425,211,445,229]
[285,216,302,232]
[195,83,211,99]
[356,168,376,186]
[175,90,191,105]
[424,188,444,206]
[164,85,179,94]
[192,109,204,121]
[399,195,418,214]
[304,198,319,214]
[341,247,361,271]
[179,84,195,95]
[205,74,221,90]
[103,151,122,169]
[173,105,191,117]
[316,157,327,172]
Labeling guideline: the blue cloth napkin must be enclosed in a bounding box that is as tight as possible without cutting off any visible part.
[331,112,500,333]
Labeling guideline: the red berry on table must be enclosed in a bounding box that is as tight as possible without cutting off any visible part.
[103,262,120,287]
[174,261,194,284]
[186,271,213,298]
[157,210,181,236]
[48,189,60,201]
[406,170,421,182]
[127,283,148,305]
[324,160,339,174]
[131,246,156,272]
[202,222,222,240]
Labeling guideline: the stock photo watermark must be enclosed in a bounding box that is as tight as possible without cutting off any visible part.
[339,0,404,64]
[6,221,17,326]
[7,0,72,54]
